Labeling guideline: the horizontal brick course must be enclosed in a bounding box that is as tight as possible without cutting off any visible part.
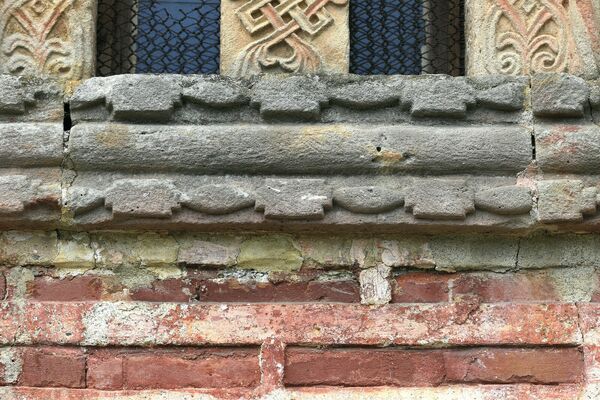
[0,302,581,346]
[392,273,450,303]
[285,348,584,386]
[197,280,360,303]
[444,348,584,384]
[29,276,104,301]
[451,273,561,302]
[87,348,260,389]
[285,348,446,386]
[18,347,86,388]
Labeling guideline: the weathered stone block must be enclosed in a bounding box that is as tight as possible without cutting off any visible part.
[532,74,590,117]
[536,123,600,173]
[405,180,475,220]
[467,0,600,78]
[221,0,349,76]
[359,265,392,305]
[537,180,597,223]
[0,0,96,81]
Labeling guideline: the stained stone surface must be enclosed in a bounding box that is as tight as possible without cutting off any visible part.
[0,0,96,81]
[466,0,600,78]
[221,0,349,76]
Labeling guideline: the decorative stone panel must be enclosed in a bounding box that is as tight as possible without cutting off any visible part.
[221,0,349,76]
[0,0,96,81]
[466,0,600,78]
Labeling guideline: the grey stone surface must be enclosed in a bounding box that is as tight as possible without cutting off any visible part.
[333,187,404,214]
[61,174,540,230]
[3,73,600,233]
[69,123,531,175]
[182,185,254,214]
[518,234,600,269]
[70,74,535,124]
[255,179,332,220]
[105,179,182,219]
[475,82,526,111]
[536,123,600,173]
[0,171,61,229]
[0,123,63,168]
[250,76,329,120]
[401,78,476,118]
[0,175,45,215]
[0,75,63,122]
[404,180,475,220]
[182,79,248,107]
[474,186,532,215]
[329,79,400,109]
[532,74,590,118]
[537,180,597,223]
[110,76,181,122]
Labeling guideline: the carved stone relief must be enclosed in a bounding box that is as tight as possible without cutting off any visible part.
[467,0,600,78]
[0,0,95,80]
[221,0,349,76]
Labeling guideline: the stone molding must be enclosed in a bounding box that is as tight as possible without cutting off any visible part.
[2,73,600,231]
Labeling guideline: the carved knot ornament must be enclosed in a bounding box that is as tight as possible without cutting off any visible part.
[230,0,348,76]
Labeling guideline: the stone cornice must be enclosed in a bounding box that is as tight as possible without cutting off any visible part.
[1,73,600,232]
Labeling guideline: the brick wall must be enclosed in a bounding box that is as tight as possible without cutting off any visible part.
[2,232,600,399]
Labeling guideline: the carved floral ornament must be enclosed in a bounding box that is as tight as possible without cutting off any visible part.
[0,0,93,79]
[482,0,599,76]
[230,0,348,76]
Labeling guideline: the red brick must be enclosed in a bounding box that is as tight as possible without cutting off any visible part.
[260,338,285,389]
[392,273,450,303]
[444,348,584,384]
[18,347,86,388]
[198,280,359,303]
[452,272,559,302]
[285,347,584,387]
[130,279,195,302]
[285,348,445,386]
[121,349,260,389]
[29,276,103,301]
[87,350,124,390]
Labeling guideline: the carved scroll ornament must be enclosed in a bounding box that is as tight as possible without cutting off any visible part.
[483,0,573,75]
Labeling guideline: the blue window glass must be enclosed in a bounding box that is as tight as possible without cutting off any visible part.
[135,0,220,74]
[350,0,463,75]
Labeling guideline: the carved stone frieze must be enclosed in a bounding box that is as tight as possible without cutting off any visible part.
[0,0,95,80]
[467,0,600,78]
[70,75,532,124]
[221,0,349,76]
[62,176,542,229]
